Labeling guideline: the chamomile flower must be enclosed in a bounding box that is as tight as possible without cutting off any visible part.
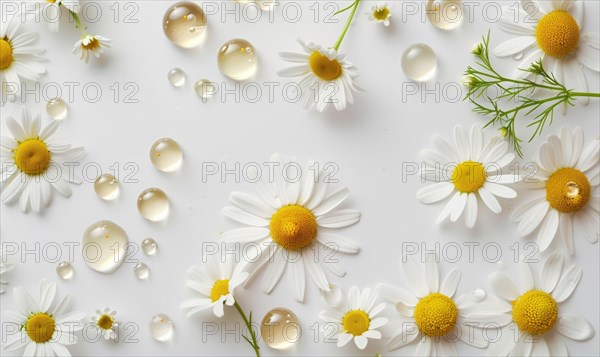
[221,154,361,302]
[0,15,45,106]
[494,0,599,103]
[91,308,118,341]
[181,256,249,318]
[0,246,15,294]
[26,0,80,33]
[416,125,517,228]
[377,255,488,355]
[278,39,361,112]
[72,35,111,63]
[2,279,86,356]
[366,3,392,26]
[512,127,599,253]
[1,107,85,213]
[467,251,595,356]
[318,286,388,350]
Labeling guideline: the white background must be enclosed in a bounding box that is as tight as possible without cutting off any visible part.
[1,0,599,356]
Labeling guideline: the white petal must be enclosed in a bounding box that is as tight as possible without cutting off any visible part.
[577,41,600,72]
[454,126,470,161]
[403,256,429,298]
[262,248,286,294]
[511,331,533,357]
[464,193,478,228]
[425,254,439,293]
[222,207,269,227]
[415,336,432,356]
[479,186,502,213]
[416,182,455,204]
[440,268,461,297]
[517,261,534,292]
[517,200,550,236]
[387,324,419,351]
[545,331,567,356]
[435,191,461,224]
[530,336,550,356]
[494,36,536,57]
[540,251,563,292]
[376,283,419,306]
[354,335,368,349]
[552,264,582,302]
[577,139,599,172]
[337,332,353,347]
[312,187,349,216]
[317,233,360,254]
[316,209,361,228]
[450,192,468,222]
[489,272,520,301]
[559,213,575,255]
[220,227,270,242]
[555,314,595,341]
[289,257,305,302]
[302,249,329,291]
[483,182,517,198]
[536,209,559,252]
[229,192,273,218]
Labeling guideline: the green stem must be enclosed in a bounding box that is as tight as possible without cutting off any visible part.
[333,0,361,51]
[234,301,260,357]
[571,92,600,98]
[68,9,88,36]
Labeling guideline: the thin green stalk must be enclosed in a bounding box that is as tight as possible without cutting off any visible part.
[333,0,361,51]
[571,92,600,98]
[68,9,88,36]
[234,301,260,357]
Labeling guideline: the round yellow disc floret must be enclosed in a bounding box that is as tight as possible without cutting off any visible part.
[270,205,317,250]
[536,10,580,58]
[309,51,342,81]
[0,39,14,70]
[414,293,458,337]
[25,313,56,343]
[14,139,51,175]
[97,314,114,330]
[512,290,558,335]
[210,279,230,302]
[342,310,370,336]
[546,167,590,213]
[451,161,487,193]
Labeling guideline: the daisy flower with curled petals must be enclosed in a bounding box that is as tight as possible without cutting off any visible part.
[366,3,392,26]
[2,279,86,357]
[416,125,517,228]
[221,154,361,302]
[0,246,15,294]
[1,107,85,213]
[377,255,488,355]
[467,251,595,356]
[0,15,45,106]
[91,308,118,341]
[318,286,388,350]
[494,0,598,101]
[26,0,80,33]
[73,35,111,63]
[513,127,599,254]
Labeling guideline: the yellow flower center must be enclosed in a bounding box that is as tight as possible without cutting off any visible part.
[342,310,370,336]
[512,290,558,335]
[270,205,317,250]
[14,139,51,175]
[373,7,390,21]
[0,39,14,70]
[546,167,590,213]
[25,313,56,343]
[414,293,458,337]
[47,0,56,3]
[535,10,580,58]
[97,314,114,330]
[309,51,342,81]
[83,38,101,50]
[210,279,230,302]
[451,161,487,193]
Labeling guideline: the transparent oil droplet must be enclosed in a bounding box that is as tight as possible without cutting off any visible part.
[137,188,170,222]
[168,68,186,87]
[46,98,68,121]
[141,238,158,256]
[217,39,258,81]
[426,0,463,30]
[150,313,174,342]
[194,79,217,100]
[150,138,183,172]
[94,173,119,201]
[134,262,150,280]
[82,221,129,273]
[163,2,207,48]
[260,308,300,349]
[401,43,437,82]
[565,181,580,198]
[56,262,74,280]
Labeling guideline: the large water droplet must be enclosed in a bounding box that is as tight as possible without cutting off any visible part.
[46,98,68,121]
[150,138,183,172]
[260,308,300,349]
[150,313,174,341]
[194,79,217,100]
[401,44,438,82]
[82,221,129,273]
[163,2,207,48]
[137,188,170,222]
[426,0,463,30]
[94,173,119,201]
[217,39,258,81]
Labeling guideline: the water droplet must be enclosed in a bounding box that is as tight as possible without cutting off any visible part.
[194,79,217,100]
[565,181,580,198]
[401,43,437,82]
[471,289,487,302]
[217,39,258,81]
[137,188,170,222]
[167,68,186,87]
[46,98,68,121]
[150,138,183,172]
[56,262,74,280]
[426,0,463,30]
[141,238,158,256]
[94,173,119,201]
[163,2,207,48]
[513,51,524,60]
[134,262,150,280]
[82,221,129,273]
[260,308,300,349]
[320,285,342,307]
[150,313,174,341]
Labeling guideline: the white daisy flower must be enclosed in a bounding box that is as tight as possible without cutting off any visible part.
[0,14,45,106]
[366,3,392,26]
[467,251,595,356]
[0,246,15,294]
[377,255,488,355]
[2,279,86,356]
[181,256,249,318]
[513,127,599,253]
[72,35,111,63]
[416,125,517,228]
[26,0,80,33]
[221,154,361,302]
[318,286,388,350]
[494,0,599,104]
[91,308,118,341]
[278,39,361,112]
[1,107,86,213]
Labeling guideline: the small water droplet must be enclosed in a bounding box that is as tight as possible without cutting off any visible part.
[472,288,487,302]
[141,238,158,256]
[56,262,74,280]
[46,98,68,121]
[565,181,580,198]
[94,173,119,200]
[194,79,217,100]
[260,308,300,349]
[320,285,342,307]
[401,43,437,82]
[426,0,463,30]
[168,68,186,87]
[134,262,150,279]
[150,313,174,341]
[163,2,207,48]
[217,39,258,81]
[82,221,129,273]
[150,138,183,172]
[137,188,170,222]
[513,51,524,60]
